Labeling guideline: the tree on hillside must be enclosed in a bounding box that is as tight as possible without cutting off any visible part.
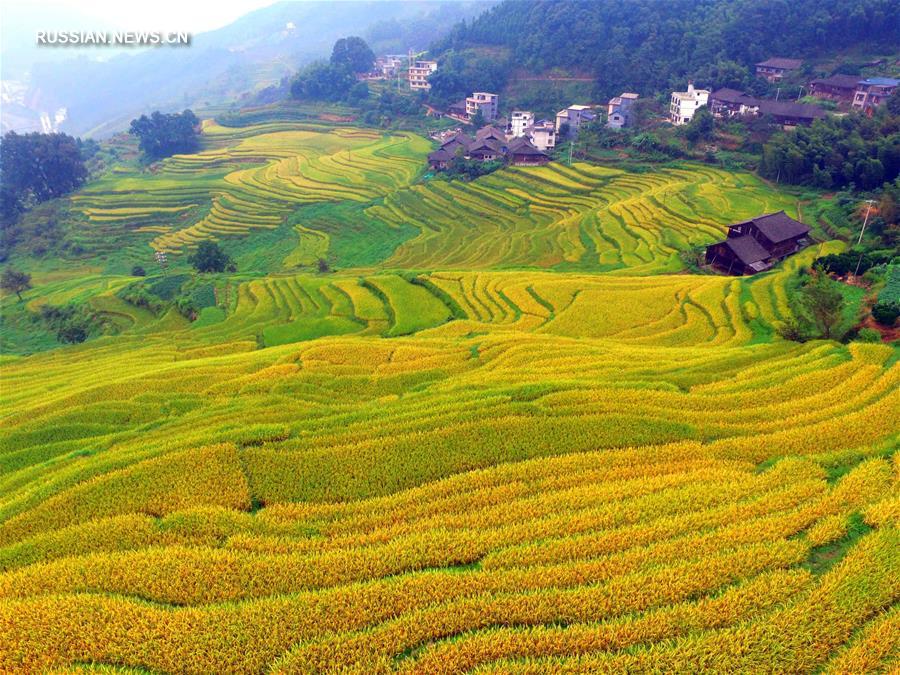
[330,37,375,74]
[129,110,199,160]
[684,108,715,144]
[0,132,88,221]
[799,270,845,340]
[188,241,233,273]
[291,61,356,102]
[1,267,32,300]
[347,81,370,106]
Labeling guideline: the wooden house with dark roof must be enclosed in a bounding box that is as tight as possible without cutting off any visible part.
[810,74,862,103]
[426,125,550,170]
[467,137,506,161]
[753,100,826,127]
[427,131,473,170]
[756,58,803,82]
[709,88,760,117]
[447,99,469,121]
[427,147,454,170]
[474,125,508,143]
[508,137,549,166]
[705,211,811,275]
[708,88,826,126]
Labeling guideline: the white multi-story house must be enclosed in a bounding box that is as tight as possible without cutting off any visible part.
[466,92,499,121]
[509,111,534,137]
[555,104,595,136]
[408,60,437,90]
[526,120,556,151]
[669,82,709,125]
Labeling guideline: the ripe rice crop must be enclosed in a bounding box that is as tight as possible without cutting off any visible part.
[1,118,897,672]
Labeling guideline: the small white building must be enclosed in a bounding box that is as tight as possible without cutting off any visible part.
[555,104,595,136]
[409,60,438,90]
[670,82,709,125]
[510,111,534,137]
[377,55,405,78]
[526,120,556,151]
[607,92,639,116]
[466,92,499,121]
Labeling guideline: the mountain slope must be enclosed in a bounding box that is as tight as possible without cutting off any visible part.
[431,0,900,100]
[1,1,490,137]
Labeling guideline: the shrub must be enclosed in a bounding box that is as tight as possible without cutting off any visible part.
[871,301,900,326]
[776,318,808,342]
[854,328,882,343]
[57,322,88,344]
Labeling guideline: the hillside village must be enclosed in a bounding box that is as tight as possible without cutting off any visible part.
[366,52,898,175]
[354,51,900,277]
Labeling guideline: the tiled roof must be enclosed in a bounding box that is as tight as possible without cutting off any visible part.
[725,235,770,265]
[755,100,826,120]
[810,74,862,89]
[428,148,453,162]
[756,58,802,70]
[509,137,546,156]
[710,88,757,104]
[750,211,810,243]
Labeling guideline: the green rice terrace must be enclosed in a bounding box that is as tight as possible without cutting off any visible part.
[0,119,897,673]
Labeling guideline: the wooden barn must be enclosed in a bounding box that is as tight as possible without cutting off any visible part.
[705,211,811,275]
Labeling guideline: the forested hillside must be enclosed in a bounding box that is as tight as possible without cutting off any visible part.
[431,0,899,101]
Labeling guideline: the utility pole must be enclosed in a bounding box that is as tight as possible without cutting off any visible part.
[796,86,805,101]
[853,199,876,276]
[568,138,575,166]
[857,199,876,245]
[775,87,781,101]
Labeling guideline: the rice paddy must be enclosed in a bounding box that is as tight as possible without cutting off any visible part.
[0,120,896,673]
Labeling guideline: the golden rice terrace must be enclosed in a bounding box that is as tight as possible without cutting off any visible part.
[0,120,896,673]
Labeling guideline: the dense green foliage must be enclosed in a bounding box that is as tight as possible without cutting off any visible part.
[871,300,899,325]
[292,37,376,103]
[291,61,357,101]
[188,241,233,274]
[0,132,87,222]
[760,107,900,189]
[798,272,847,340]
[427,50,511,108]
[330,36,375,74]
[685,108,716,144]
[128,110,200,160]
[431,0,899,101]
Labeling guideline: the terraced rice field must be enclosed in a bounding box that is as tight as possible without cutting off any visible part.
[72,122,793,275]
[373,162,796,273]
[0,120,897,672]
[74,123,429,255]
